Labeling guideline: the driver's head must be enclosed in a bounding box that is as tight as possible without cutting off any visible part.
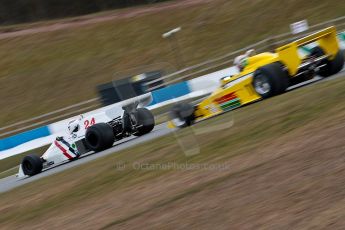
[234,54,247,71]
[234,49,255,71]
[68,119,80,135]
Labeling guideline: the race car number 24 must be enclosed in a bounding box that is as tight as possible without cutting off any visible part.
[84,118,96,129]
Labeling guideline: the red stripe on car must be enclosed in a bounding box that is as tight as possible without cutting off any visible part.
[54,140,73,160]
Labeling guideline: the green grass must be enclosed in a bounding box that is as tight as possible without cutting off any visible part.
[0,0,345,126]
[0,75,344,228]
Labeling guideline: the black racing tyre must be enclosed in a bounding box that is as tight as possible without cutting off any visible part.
[310,46,344,77]
[85,123,115,152]
[133,108,155,136]
[21,154,43,176]
[310,46,326,58]
[169,103,195,128]
[253,62,289,99]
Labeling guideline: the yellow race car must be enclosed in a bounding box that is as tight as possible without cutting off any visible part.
[169,26,344,127]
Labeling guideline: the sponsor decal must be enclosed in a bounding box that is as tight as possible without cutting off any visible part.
[54,140,74,160]
[204,104,220,114]
[214,92,241,111]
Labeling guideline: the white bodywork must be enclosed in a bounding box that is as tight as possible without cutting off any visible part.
[17,138,80,178]
[17,94,152,178]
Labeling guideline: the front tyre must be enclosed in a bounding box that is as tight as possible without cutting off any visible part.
[253,62,289,99]
[21,154,43,176]
[85,123,115,152]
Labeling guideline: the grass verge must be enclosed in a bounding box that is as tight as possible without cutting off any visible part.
[0,75,344,228]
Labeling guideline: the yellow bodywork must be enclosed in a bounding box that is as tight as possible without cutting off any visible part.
[195,52,279,121]
[168,26,340,126]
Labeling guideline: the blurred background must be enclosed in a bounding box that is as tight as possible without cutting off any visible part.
[1,0,345,127]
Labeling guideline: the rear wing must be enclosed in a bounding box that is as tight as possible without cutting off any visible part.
[276,26,340,76]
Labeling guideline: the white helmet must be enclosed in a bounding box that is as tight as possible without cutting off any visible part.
[234,49,256,71]
[234,54,247,70]
[67,115,83,135]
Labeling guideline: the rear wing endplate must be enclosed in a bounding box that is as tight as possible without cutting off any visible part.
[276,26,340,76]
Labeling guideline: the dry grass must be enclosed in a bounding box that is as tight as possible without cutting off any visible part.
[0,0,345,125]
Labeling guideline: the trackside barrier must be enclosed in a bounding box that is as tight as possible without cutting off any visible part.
[0,98,100,138]
[1,24,345,159]
[0,126,50,151]
[149,81,191,105]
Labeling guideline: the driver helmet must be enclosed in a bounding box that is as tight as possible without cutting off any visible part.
[234,49,256,71]
[67,115,83,135]
[234,54,247,71]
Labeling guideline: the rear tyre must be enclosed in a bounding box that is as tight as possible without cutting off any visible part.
[85,123,115,152]
[310,46,344,77]
[253,62,289,99]
[133,108,155,136]
[169,103,195,128]
[21,154,43,176]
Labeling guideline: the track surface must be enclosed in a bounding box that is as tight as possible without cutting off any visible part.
[0,68,344,193]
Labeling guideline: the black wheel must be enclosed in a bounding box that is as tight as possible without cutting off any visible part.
[253,62,289,99]
[133,108,155,136]
[310,46,344,77]
[169,103,195,128]
[85,123,115,152]
[21,154,43,176]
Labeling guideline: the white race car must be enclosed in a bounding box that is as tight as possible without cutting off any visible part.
[17,95,155,177]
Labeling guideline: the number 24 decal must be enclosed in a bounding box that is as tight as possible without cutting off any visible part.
[84,118,96,129]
